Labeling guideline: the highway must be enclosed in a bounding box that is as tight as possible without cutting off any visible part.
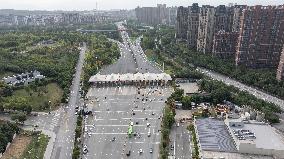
[198,67,284,110]
[97,22,163,75]
[50,43,87,159]
[99,40,138,75]
[131,36,162,74]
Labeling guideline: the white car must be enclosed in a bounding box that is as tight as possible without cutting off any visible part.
[83,145,88,154]
[147,123,150,127]
[138,149,143,154]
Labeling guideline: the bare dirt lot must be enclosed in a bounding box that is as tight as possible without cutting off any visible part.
[1,133,32,159]
[178,82,199,94]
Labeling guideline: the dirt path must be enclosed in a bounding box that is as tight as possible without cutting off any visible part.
[1,133,32,159]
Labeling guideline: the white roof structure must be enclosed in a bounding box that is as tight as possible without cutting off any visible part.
[134,73,143,81]
[89,73,172,83]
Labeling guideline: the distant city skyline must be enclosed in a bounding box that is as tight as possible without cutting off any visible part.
[0,0,283,11]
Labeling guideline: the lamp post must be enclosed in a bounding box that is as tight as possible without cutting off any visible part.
[95,56,98,71]
[48,100,51,114]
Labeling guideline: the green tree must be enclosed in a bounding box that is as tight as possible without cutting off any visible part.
[181,96,192,109]
[11,113,27,123]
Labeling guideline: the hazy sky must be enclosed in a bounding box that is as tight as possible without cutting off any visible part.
[0,0,283,10]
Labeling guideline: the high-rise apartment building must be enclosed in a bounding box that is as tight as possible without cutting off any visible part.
[157,4,168,24]
[212,30,239,59]
[235,5,284,68]
[135,7,156,25]
[214,5,231,32]
[135,4,170,26]
[168,7,177,26]
[197,5,215,53]
[176,6,189,40]
[211,5,237,58]
[277,45,284,80]
[232,5,247,32]
[187,3,200,49]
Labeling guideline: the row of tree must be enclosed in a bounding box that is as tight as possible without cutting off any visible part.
[72,115,83,159]
[159,103,175,159]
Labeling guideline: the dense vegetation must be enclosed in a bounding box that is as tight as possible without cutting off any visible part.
[140,26,284,99]
[0,122,19,153]
[0,30,90,114]
[0,31,83,90]
[82,34,120,95]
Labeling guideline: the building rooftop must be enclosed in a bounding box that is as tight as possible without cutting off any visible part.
[242,123,284,150]
[196,118,237,152]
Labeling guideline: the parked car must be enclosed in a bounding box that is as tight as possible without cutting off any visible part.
[126,150,131,156]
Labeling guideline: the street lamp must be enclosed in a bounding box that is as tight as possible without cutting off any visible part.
[48,100,51,114]
[95,56,98,71]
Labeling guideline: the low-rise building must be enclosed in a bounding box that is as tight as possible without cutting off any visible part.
[225,117,284,158]
[2,70,45,86]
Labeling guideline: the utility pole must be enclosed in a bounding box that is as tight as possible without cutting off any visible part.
[163,62,165,72]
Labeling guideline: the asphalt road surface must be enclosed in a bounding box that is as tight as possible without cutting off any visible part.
[169,123,192,159]
[50,43,87,159]
[100,22,162,75]
[198,67,284,110]
[99,40,137,75]
[84,85,172,159]
[132,37,162,74]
